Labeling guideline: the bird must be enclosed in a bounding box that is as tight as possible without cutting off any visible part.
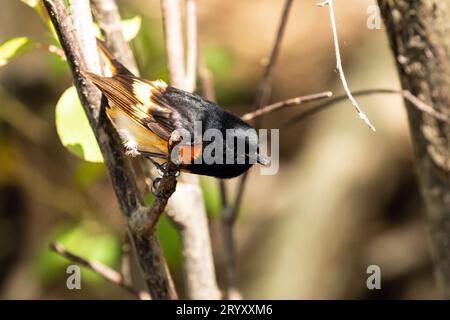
[82,40,268,179]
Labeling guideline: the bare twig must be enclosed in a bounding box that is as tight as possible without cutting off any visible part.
[241,91,333,121]
[254,0,294,121]
[318,0,375,131]
[50,242,150,299]
[36,43,66,60]
[130,161,179,234]
[283,88,450,127]
[43,0,177,300]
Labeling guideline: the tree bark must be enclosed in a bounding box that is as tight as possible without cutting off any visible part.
[378,0,450,297]
[43,0,177,299]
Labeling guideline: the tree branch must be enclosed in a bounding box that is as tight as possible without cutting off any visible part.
[241,91,333,121]
[43,0,177,300]
[253,0,294,121]
[91,0,139,74]
[50,242,150,299]
[318,0,375,131]
[283,88,450,128]
[160,0,220,299]
[161,0,186,88]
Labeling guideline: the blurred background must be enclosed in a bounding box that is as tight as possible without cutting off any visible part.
[0,0,438,299]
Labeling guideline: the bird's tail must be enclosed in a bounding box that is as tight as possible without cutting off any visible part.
[96,39,133,77]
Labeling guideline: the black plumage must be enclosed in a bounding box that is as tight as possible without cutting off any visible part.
[83,40,266,179]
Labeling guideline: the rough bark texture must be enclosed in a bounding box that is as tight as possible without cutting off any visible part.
[378,0,450,297]
[43,0,177,300]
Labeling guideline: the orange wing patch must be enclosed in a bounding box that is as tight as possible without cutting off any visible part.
[178,144,203,165]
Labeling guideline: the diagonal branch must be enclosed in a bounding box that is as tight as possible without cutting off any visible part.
[253,0,294,123]
[241,91,333,121]
[43,0,177,300]
[50,242,150,299]
[283,88,450,128]
[318,0,375,131]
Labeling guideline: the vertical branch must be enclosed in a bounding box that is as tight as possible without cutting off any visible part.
[160,0,220,299]
[91,0,139,74]
[378,0,450,298]
[161,0,186,88]
[185,0,197,92]
[199,59,240,299]
[219,0,294,299]
[43,0,177,300]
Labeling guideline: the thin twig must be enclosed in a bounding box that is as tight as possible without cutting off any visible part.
[254,0,294,121]
[50,242,150,299]
[130,161,179,234]
[283,88,450,128]
[318,0,376,131]
[241,91,333,121]
[36,43,66,60]
[43,0,177,300]
[235,0,294,218]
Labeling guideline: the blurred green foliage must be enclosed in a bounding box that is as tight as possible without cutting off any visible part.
[55,86,104,163]
[200,177,221,218]
[34,222,121,285]
[0,37,33,67]
[72,161,106,189]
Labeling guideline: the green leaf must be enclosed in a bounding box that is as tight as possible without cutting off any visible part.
[0,37,33,67]
[55,86,104,163]
[121,16,142,42]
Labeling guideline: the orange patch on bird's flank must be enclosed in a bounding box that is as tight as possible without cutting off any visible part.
[179,144,203,164]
